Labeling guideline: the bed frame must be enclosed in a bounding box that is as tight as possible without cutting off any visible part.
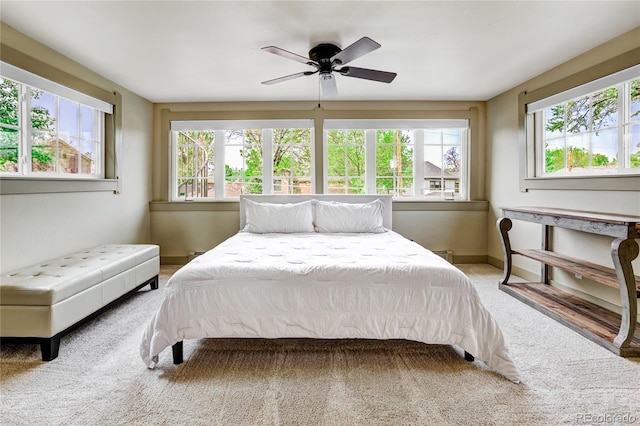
[170,194,474,364]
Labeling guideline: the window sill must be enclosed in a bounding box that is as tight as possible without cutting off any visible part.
[150,200,488,212]
[390,200,488,211]
[0,178,119,195]
[521,175,639,191]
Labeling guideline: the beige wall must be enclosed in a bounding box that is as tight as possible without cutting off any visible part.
[486,27,640,319]
[0,24,154,273]
[150,202,489,264]
[150,101,490,263]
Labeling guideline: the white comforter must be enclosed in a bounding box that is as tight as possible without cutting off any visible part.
[140,231,520,382]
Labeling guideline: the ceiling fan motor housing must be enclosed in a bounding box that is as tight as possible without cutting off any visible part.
[309,43,342,72]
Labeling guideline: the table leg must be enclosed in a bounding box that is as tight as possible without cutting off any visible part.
[541,224,551,285]
[497,217,513,285]
[611,238,639,348]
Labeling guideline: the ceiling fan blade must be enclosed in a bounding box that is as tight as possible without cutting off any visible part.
[261,71,317,85]
[320,73,338,97]
[262,46,314,65]
[331,37,381,66]
[338,66,397,83]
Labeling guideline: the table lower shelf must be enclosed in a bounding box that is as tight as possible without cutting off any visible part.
[499,282,640,357]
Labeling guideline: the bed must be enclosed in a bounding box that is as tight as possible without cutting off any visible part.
[140,195,520,382]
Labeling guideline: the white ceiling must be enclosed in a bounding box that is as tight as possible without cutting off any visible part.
[1,1,638,103]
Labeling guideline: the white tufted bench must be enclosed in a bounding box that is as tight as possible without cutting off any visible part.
[0,244,159,360]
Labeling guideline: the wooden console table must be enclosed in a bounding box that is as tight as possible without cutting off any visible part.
[497,207,640,356]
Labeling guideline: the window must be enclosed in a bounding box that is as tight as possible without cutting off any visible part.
[175,130,215,198]
[324,120,469,200]
[225,129,263,197]
[170,120,313,200]
[272,128,312,195]
[0,62,112,179]
[534,77,639,176]
[424,128,464,199]
[375,130,414,197]
[326,130,366,194]
[521,63,640,190]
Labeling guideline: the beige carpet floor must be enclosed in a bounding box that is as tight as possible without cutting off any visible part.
[1,264,638,425]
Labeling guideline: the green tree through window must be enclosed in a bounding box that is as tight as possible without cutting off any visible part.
[0,78,56,172]
[543,79,639,173]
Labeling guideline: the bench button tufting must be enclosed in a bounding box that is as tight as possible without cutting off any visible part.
[0,243,159,360]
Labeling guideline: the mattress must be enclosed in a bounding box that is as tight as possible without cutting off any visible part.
[140,230,520,382]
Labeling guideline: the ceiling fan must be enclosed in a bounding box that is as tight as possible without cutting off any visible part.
[261,36,397,97]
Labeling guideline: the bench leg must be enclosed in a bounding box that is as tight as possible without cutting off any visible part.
[172,341,184,364]
[464,351,474,362]
[41,336,61,361]
[150,275,159,290]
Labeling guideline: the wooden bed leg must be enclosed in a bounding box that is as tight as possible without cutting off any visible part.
[464,351,474,362]
[172,341,184,364]
[41,336,61,361]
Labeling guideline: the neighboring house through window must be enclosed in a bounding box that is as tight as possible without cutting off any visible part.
[324,120,469,200]
[0,62,112,179]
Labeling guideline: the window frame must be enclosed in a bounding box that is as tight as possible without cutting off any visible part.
[518,49,640,192]
[159,106,482,203]
[0,57,120,195]
[270,127,313,196]
[325,128,367,194]
[323,119,470,200]
[373,129,415,197]
[169,119,314,201]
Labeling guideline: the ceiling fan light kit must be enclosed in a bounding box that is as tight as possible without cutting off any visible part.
[261,36,397,97]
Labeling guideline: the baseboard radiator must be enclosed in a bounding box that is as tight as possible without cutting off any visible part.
[432,250,453,263]
[187,251,206,262]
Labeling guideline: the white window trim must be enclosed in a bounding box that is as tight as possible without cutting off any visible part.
[324,119,469,130]
[262,129,274,195]
[526,64,640,113]
[1,61,113,114]
[413,129,425,194]
[214,129,225,199]
[364,129,376,193]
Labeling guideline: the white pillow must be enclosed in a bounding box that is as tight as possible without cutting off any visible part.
[314,199,386,233]
[242,199,314,233]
